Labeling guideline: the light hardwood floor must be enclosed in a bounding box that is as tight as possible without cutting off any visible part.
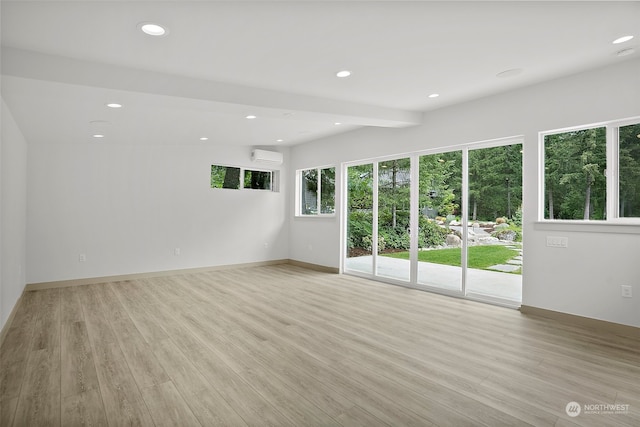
[1,264,639,426]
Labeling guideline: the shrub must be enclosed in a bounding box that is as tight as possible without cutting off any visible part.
[347,211,372,250]
[513,206,523,226]
[379,226,410,250]
[418,216,449,248]
[491,225,522,242]
[362,235,387,252]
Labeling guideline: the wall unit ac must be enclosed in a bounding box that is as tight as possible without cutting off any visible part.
[252,149,283,165]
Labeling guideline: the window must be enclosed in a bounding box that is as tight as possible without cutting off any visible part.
[619,123,640,218]
[298,167,335,215]
[544,127,606,220]
[244,169,272,190]
[542,118,640,221]
[211,165,241,189]
[211,165,273,191]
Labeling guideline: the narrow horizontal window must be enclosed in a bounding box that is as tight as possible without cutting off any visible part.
[244,169,272,190]
[211,165,241,189]
[211,165,274,191]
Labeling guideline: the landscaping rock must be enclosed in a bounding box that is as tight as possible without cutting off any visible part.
[445,234,462,247]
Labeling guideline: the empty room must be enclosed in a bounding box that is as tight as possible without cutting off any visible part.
[1,1,639,426]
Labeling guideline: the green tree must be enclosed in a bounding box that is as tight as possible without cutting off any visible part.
[347,164,374,254]
[378,158,411,229]
[419,151,461,218]
[619,123,640,217]
[211,165,240,189]
[545,128,606,220]
[347,164,373,209]
[468,144,522,221]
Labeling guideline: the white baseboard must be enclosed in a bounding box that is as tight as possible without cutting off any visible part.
[24,259,340,291]
[25,259,290,291]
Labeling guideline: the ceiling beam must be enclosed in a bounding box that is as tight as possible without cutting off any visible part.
[2,47,422,128]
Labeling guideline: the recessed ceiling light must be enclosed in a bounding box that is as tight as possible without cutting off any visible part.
[616,48,635,57]
[92,134,105,138]
[428,93,440,98]
[106,103,122,108]
[199,137,208,141]
[336,70,351,78]
[496,68,524,78]
[613,35,634,44]
[245,115,257,119]
[276,139,284,142]
[139,23,167,36]
[334,122,342,126]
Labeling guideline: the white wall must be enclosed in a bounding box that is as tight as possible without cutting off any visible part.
[1,97,28,330]
[289,58,640,328]
[27,142,289,283]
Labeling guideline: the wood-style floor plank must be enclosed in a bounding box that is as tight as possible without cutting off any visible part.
[150,338,249,427]
[1,291,40,404]
[77,285,155,427]
[60,288,101,398]
[61,389,108,427]
[13,289,61,427]
[2,264,639,427]
[60,286,109,426]
[140,381,201,427]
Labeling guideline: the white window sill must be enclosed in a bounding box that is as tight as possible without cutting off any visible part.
[534,220,640,234]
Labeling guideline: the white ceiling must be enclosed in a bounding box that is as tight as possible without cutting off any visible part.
[1,1,638,147]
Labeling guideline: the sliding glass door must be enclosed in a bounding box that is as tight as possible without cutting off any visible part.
[416,151,463,293]
[376,158,411,282]
[343,139,523,306]
[345,163,374,275]
[466,143,523,303]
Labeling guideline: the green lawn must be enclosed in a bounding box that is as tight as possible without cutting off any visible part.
[383,245,520,272]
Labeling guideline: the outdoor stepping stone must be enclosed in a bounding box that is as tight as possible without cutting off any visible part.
[512,256,523,261]
[507,259,522,265]
[488,264,521,272]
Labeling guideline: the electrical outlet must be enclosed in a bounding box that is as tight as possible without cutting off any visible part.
[78,254,86,262]
[174,248,181,256]
[546,236,568,248]
[264,242,269,248]
[621,285,632,298]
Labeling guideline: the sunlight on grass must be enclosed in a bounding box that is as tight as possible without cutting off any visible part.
[383,245,520,272]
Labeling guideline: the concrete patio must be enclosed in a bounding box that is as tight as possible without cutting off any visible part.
[345,255,522,303]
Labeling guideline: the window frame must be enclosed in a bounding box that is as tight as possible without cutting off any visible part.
[539,116,640,224]
[296,165,336,217]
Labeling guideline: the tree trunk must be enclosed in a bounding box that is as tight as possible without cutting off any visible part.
[391,161,397,228]
[506,178,512,218]
[222,167,240,189]
[548,189,554,220]
[472,197,477,221]
[583,179,591,220]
